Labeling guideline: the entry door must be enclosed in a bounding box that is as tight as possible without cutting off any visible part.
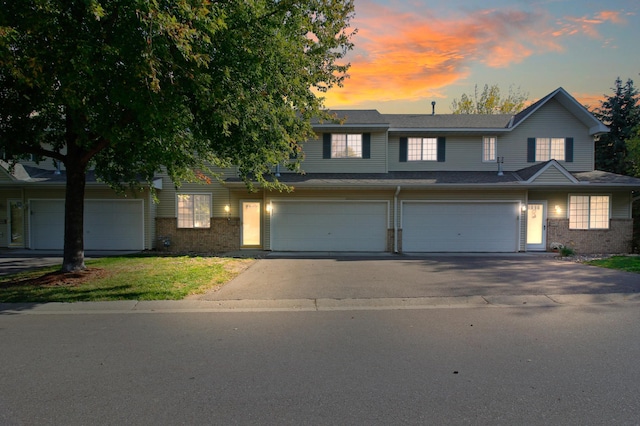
[241,201,261,247]
[526,202,547,251]
[8,200,25,247]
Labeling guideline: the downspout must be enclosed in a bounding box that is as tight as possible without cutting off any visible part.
[393,185,401,253]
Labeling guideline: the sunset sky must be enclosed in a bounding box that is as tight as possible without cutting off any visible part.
[322,0,640,114]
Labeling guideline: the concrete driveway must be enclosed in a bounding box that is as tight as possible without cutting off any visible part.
[204,253,640,300]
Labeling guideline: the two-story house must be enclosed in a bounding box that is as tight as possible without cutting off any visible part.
[2,87,640,254]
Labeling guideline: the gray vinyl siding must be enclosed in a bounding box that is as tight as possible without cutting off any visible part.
[154,165,239,218]
[528,190,632,220]
[388,99,595,172]
[500,99,594,172]
[530,167,575,183]
[296,131,387,173]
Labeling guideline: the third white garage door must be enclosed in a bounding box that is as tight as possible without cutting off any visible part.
[402,201,520,252]
[270,201,388,251]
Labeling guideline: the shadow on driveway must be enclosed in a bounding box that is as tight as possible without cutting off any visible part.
[205,253,640,300]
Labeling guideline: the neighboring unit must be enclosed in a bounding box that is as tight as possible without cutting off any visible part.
[2,88,639,254]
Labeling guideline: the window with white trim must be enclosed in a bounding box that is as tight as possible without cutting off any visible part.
[408,137,437,161]
[483,136,496,162]
[177,194,211,228]
[331,134,362,158]
[535,137,565,161]
[569,195,610,230]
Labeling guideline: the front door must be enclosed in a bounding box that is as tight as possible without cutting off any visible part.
[241,201,261,247]
[8,200,25,247]
[526,202,547,251]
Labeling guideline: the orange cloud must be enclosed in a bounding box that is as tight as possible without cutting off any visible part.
[323,4,562,106]
[321,4,629,108]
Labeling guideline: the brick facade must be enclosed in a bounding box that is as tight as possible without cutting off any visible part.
[546,218,632,254]
[155,217,241,253]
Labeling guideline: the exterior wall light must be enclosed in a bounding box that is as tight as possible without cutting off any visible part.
[521,205,527,212]
[224,205,230,213]
[555,205,562,214]
[266,203,273,214]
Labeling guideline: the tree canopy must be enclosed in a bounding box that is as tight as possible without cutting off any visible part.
[593,77,640,175]
[450,84,528,115]
[0,0,355,271]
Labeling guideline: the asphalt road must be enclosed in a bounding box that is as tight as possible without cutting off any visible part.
[1,304,639,425]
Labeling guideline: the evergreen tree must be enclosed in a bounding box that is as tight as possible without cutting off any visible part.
[593,78,640,174]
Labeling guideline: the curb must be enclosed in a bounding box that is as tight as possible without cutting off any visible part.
[1,293,639,314]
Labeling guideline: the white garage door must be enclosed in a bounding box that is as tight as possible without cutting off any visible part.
[402,202,519,252]
[270,201,388,251]
[30,200,144,250]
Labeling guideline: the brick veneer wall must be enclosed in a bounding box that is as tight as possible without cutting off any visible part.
[155,217,240,253]
[546,218,632,254]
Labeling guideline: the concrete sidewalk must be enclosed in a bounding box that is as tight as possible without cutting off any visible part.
[2,292,640,315]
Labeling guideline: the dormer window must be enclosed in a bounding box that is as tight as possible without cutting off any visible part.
[332,134,362,158]
[322,133,371,159]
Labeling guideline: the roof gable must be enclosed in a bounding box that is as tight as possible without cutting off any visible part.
[510,87,608,136]
[520,160,579,184]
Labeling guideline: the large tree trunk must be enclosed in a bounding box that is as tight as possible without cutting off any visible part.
[62,160,87,272]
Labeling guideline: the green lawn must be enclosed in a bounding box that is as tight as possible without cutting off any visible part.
[586,256,640,273]
[0,255,254,303]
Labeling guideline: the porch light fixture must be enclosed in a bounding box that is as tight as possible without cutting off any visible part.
[555,205,562,214]
[266,203,273,214]
[521,205,527,212]
[224,205,230,213]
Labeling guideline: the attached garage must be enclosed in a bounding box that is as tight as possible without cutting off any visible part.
[30,199,144,250]
[270,200,388,251]
[401,201,520,252]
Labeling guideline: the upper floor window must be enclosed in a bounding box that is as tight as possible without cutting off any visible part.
[399,136,446,162]
[536,137,565,161]
[408,137,437,161]
[483,136,496,162]
[332,134,362,158]
[569,195,610,229]
[177,194,211,228]
[527,137,573,163]
[322,133,371,159]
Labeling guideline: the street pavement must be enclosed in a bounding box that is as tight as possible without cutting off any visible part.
[1,304,639,425]
[2,252,640,424]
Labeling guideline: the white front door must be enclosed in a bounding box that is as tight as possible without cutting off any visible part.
[526,202,547,251]
[241,201,261,247]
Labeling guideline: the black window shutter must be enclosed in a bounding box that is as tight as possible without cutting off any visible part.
[527,138,536,162]
[399,137,408,162]
[362,133,371,159]
[322,133,331,159]
[565,137,574,162]
[437,137,446,162]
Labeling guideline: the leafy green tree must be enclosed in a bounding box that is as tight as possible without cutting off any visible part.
[593,77,640,175]
[0,0,354,271]
[450,84,528,114]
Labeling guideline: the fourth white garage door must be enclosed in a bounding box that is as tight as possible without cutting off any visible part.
[270,201,388,251]
[402,202,520,252]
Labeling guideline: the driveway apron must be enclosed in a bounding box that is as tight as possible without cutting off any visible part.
[204,254,640,300]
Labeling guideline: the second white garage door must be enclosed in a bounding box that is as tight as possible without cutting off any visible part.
[270,201,388,251]
[402,201,520,252]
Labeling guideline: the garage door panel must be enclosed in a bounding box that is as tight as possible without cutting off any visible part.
[30,200,144,250]
[403,202,518,252]
[271,201,387,251]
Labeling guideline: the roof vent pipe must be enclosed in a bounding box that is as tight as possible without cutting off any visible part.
[431,101,436,115]
[497,157,504,176]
